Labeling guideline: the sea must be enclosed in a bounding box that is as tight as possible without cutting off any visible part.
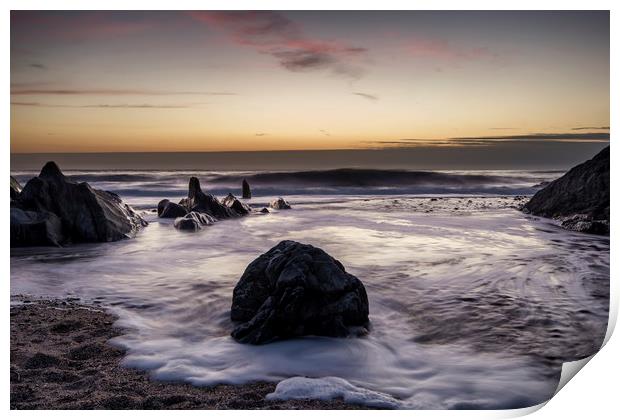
[10,167,610,409]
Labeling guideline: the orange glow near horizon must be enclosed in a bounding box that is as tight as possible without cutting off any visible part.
[10,11,610,153]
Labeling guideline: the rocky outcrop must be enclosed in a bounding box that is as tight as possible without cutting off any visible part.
[230,240,370,344]
[269,197,291,210]
[159,177,254,230]
[157,199,188,218]
[178,177,238,219]
[222,193,252,215]
[242,179,251,199]
[522,147,609,234]
[173,211,216,231]
[11,162,147,247]
[10,208,64,247]
[10,176,22,200]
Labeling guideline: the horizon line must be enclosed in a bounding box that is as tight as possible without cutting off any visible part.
[8,139,611,156]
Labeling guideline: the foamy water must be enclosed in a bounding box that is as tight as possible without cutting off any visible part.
[10,170,609,409]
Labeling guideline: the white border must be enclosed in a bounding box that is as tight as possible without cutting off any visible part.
[4,1,617,419]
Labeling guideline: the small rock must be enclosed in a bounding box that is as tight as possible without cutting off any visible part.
[173,211,216,231]
[222,193,252,215]
[269,197,291,210]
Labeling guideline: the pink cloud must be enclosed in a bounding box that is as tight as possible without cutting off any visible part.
[188,11,367,78]
[405,38,499,63]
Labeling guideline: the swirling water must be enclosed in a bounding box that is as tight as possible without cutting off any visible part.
[10,170,609,409]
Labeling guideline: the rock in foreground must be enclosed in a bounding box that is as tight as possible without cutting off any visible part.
[522,147,609,234]
[231,240,369,344]
[11,162,146,247]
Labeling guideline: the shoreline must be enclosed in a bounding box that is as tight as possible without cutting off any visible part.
[10,295,365,410]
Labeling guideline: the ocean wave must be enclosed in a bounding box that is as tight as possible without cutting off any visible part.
[210,168,532,187]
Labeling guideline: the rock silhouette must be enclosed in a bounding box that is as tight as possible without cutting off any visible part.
[158,177,254,230]
[178,177,238,219]
[231,240,370,344]
[242,179,251,199]
[523,146,609,234]
[11,162,147,247]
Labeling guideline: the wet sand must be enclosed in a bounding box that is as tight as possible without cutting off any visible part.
[10,296,364,410]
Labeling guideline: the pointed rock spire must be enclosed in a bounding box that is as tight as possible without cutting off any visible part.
[188,177,202,198]
[39,161,65,180]
[242,178,251,199]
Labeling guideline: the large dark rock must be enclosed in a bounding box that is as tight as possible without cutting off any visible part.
[11,162,147,246]
[222,193,252,215]
[523,147,609,234]
[230,240,370,344]
[173,211,216,231]
[10,176,22,200]
[10,208,64,247]
[242,179,251,199]
[157,199,188,218]
[269,197,292,210]
[179,177,238,219]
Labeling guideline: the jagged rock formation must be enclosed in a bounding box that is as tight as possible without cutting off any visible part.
[231,240,370,344]
[523,147,609,234]
[222,193,252,215]
[178,177,238,219]
[158,177,254,230]
[11,162,146,247]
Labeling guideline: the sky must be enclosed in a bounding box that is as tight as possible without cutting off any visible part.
[10,10,610,155]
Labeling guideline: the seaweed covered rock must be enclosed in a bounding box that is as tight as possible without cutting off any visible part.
[269,197,291,210]
[231,240,369,344]
[523,147,609,234]
[11,162,146,247]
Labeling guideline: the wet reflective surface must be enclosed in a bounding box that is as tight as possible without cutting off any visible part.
[11,194,609,409]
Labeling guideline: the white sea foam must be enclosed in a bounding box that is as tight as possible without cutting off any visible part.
[266,377,401,409]
[10,188,609,409]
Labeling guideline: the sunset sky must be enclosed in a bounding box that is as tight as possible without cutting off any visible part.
[10,11,610,153]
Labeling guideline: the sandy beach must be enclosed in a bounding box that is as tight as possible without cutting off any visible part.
[10,296,363,410]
